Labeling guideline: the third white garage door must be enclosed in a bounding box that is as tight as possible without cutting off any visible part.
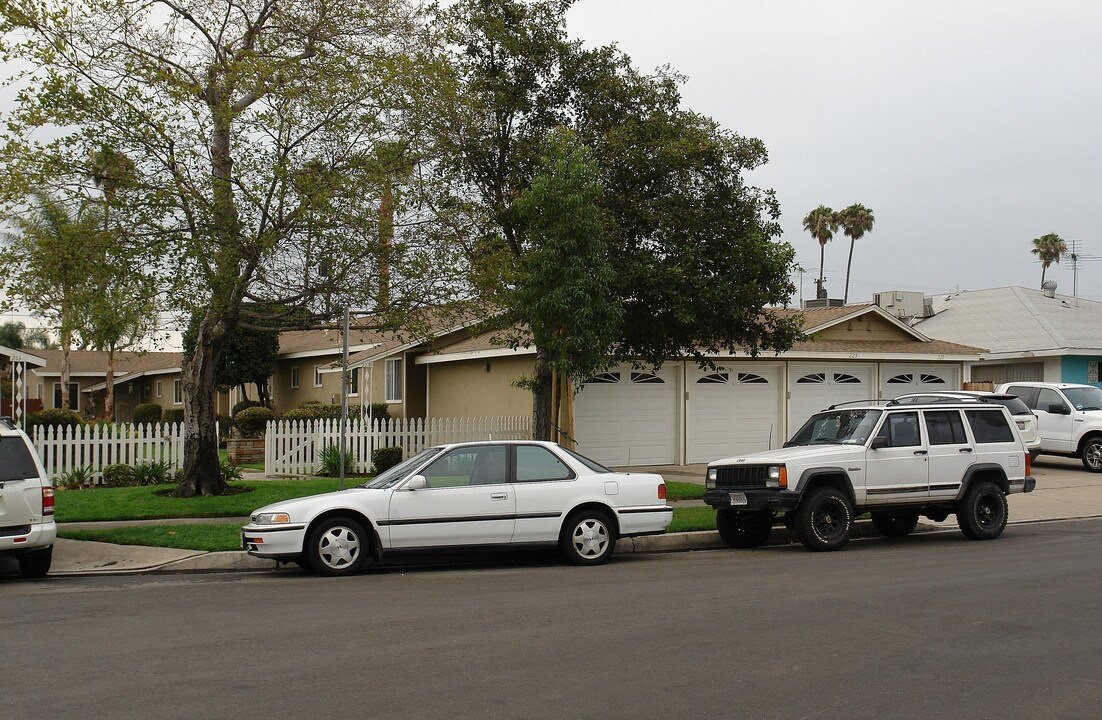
[686,364,783,463]
[787,364,875,437]
[879,364,960,399]
[573,364,678,467]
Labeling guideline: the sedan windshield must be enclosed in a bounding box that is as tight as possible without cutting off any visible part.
[787,409,883,447]
[1064,386,1102,411]
[360,447,443,489]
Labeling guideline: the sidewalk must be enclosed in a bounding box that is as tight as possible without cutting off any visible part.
[5,456,1100,577]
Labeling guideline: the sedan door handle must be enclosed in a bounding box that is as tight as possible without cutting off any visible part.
[490,492,508,500]
[959,447,974,453]
[913,450,928,456]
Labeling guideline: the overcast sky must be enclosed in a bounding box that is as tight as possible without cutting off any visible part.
[567,0,1102,302]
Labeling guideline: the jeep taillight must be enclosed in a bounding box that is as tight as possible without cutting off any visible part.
[1025,452,1031,477]
[658,483,666,500]
[41,487,55,516]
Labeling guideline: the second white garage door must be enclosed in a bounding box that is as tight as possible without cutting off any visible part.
[686,364,783,463]
[573,364,678,467]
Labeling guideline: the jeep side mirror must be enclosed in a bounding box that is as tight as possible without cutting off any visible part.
[1048,404,1070,415]
[871,436,889,450]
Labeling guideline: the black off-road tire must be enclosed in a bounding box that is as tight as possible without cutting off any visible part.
[956,481,1008,540]
[1081,437,1102,473]
[794,488,854,552]
[870,511,919,538]
[307,516,369,576]
[18,545,52,578]
[716,509,774,548]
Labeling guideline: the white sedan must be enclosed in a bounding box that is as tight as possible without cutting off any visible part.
[242,441,673,575]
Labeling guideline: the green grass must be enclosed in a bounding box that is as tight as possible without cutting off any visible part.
[54,478,351,522]
[665,481,704,501]
[56,507,719,551]
[218,448,264,471]
[59,524,243,552]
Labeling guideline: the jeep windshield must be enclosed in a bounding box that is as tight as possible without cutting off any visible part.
[1064,386,1102,411]
[786,409,883,447]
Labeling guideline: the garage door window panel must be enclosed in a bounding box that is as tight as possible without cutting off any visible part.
[631,372,664,384]
[698,373,729,384]
[738,373,769,384]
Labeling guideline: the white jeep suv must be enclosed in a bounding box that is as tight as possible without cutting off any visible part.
[0,418,56,577]
[703,401,1033,551]
[997,382,1102,472]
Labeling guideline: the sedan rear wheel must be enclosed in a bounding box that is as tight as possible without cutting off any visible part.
[560,510,616,565]
[307,516,368,576]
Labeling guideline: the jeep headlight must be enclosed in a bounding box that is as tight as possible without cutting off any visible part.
[765,465,787,489]
[253,512,290,525]
[706,467,718,489]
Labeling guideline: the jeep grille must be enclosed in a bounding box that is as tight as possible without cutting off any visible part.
[714,466,769,489]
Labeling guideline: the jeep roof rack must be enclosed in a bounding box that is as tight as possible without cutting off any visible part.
[824,399,894,410]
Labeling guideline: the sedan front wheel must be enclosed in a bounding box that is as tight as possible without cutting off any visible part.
[307,516,368,576]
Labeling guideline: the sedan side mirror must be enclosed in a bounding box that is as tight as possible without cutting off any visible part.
[403,475,427,490]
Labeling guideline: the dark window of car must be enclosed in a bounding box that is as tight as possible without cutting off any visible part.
[0,438,40,481]
[985,394,1031,416]
[875,412,921,447]
[563,448,611,473]
[515,445,573,482]
[964,410,1016,443]
[1036,388,1068,414]
[1063,386,1102,411]
[1005,385,1040,410]
[421,446,508,488]
[924,411,968,445]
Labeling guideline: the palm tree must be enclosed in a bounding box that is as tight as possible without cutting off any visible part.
[1031,232,1067,288]
[836,203,876,304]
[802,205,836,299]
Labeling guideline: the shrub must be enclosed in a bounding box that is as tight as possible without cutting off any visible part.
[234,406,274,437]
[27,408,84,429]
[57,466,95,490]
[131,461,172,486]
[316,444,356,477]
[163,409,184,424]
[132,403,163,425]
[220,458,243,484]
[372,446,403,474]
[282,402,390,422]
[231,398,263,417]
[102,463,135,488]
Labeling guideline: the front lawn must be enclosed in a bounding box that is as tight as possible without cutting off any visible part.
[665,481,704,501]
[58,506,718,551]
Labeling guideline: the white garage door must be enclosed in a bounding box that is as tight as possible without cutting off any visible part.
[686,364,783,463]
[880,364,960,399]
[787,364,875,438]
[574,365,678,467]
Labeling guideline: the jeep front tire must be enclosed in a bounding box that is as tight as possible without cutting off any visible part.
[795,487,853,552]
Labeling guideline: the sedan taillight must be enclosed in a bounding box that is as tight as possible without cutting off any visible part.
[42,486,55,516]
[657,483,666,500]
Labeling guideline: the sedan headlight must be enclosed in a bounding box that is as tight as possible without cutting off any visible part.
[706,467,718,489]
[765,465,787,489]
[253,512,291,525]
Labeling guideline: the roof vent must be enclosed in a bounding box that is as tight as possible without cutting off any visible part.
[1042,280,1057,298]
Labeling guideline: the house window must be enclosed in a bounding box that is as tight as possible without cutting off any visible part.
[348,367,359,396]
[173,379,183,405]
[313,365,323,388]
[36,383,42,399]
[290,367,300,389]
[156,381,163,398]
[52,382,80,410]
[385,358,403,402]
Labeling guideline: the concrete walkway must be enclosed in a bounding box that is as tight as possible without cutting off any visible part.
[4,456,1099,577]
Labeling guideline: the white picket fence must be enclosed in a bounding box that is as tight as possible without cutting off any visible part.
[264,416,532,477]
[33,422,186,482]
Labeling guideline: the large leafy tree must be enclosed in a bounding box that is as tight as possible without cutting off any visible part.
[835,203,875,304]
[441,0,800,437]
[1031,232,1067,288]
[0,1,461,495]
[802,205,836,300]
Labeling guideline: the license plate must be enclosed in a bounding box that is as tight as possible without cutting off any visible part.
[729,492,747,506]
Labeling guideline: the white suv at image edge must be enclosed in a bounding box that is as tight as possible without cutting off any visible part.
[0,417,56,578]
[997,382,1102,472]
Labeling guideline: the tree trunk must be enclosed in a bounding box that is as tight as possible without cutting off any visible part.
[105,348,115,422]
[532,347,554,441]
[817,242,827,299]
[378,182,394,308]
[60,326,72,410]
[176,312,228,497]
[843,238,855,304]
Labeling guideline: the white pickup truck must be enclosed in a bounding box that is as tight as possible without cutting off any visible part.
[997,382,1102,472]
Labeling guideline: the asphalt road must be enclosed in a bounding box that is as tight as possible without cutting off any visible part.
[4,520,1101,720]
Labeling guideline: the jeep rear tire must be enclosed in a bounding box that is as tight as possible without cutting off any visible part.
[956,481,1008,540]
[716,509,773,548]
[18,546,52,578]
[871,511,919,537]
[795,488,853,552]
